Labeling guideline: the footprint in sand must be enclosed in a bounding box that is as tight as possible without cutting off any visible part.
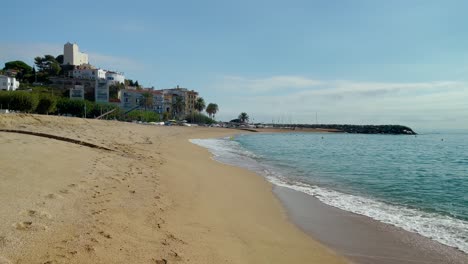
[45,193,63,199]
[14,221,47,231]
[0,236,6,248]
[84,244,95,252]
[14,221,33,230]
[98,231,112,239]
[59,189,69,194]
[24,209,52,219]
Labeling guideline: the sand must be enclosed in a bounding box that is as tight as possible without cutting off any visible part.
[275,187,468,264]
[0,114,347,264]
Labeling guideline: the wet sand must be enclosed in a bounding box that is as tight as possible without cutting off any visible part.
[274,187,468,264]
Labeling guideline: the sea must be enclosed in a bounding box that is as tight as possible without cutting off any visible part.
[190,132,468,253]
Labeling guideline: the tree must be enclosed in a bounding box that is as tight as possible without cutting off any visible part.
[3,61,33,82]
[206,103,219,119]
[34,55,61,76]
[3,61,33,74]
[238,112,249,123]
[109,83,124,99]
[0,91,39,113]
[36,94,57,114]
[162,111,171,121]
[30,66,37,82]
[55,55,64,64]
[172,96,185,119]
[184,112,215,125]
[135,80,140,87]
[140,92,153,111]
[194,97,206,112]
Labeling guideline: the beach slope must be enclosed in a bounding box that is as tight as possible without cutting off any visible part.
[0,114,346,264]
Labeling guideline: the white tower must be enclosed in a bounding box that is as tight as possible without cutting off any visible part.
[63,42,88,66]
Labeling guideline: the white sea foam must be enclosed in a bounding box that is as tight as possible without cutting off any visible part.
[190,137,468,254]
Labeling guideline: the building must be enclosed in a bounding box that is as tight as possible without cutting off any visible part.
[0,75,19,91]
[63,42,89,66]
[119,89,164,112]
[105,71,125,84]
[117,86,201,119]
[70,64,106,80]
[70,85,85,100]
[163,86,199,117]
[95,79,110,103]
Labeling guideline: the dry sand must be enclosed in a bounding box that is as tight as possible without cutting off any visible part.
[0,114,347,264]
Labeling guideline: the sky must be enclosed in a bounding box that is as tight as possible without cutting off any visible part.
[1,0,468,130]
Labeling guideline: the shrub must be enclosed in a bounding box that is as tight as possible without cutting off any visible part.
[56,98,93,117]
[126,110,161,122]
[184,112,216,124]
[0,91,39,112]
[89,103,122,119]
[35,94,57,114]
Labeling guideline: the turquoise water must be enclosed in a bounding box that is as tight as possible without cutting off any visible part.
[191,132,468,253]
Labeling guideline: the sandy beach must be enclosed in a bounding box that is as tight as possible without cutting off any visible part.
[0,114,346,264]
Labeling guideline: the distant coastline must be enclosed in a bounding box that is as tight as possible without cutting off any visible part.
[237,124,416,135]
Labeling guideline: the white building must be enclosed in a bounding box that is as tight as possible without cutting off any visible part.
[71,65,107,80]
[105,71,125,84]
[95,79,110,103]
[63,42,88,66]
[0,75,19,91]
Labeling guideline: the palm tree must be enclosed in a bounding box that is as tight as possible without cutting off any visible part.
[238,112,249,123]
[206,103,219,119]
[172,96,185,119]
[140,92,153,111]
[194,97,206,112]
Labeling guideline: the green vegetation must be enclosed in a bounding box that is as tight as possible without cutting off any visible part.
[172,96,185,118]
[140,92,153,111]
[109,83,125,99]
[185,112,216,125]
[162,111,171,121]
[36,94,57,114]
[2,60,35,83]
[238,112,249,123]
[34,55,62,82]
[126,110,160,122]
[89,102,122,119]
[0,91,39,112]
[206,103,218,119]
[3,60,32,74]
[56,98,93,117]
[56,99,121,119]
[194,97,206,112]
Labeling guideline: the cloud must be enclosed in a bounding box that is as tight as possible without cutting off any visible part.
[218,75,323,93]
[211,75,468,129]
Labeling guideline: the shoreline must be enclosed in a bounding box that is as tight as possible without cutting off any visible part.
[274,187,468,264]
[192,132,468,264]
[0,114,347,263]
[2,114,464,263]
